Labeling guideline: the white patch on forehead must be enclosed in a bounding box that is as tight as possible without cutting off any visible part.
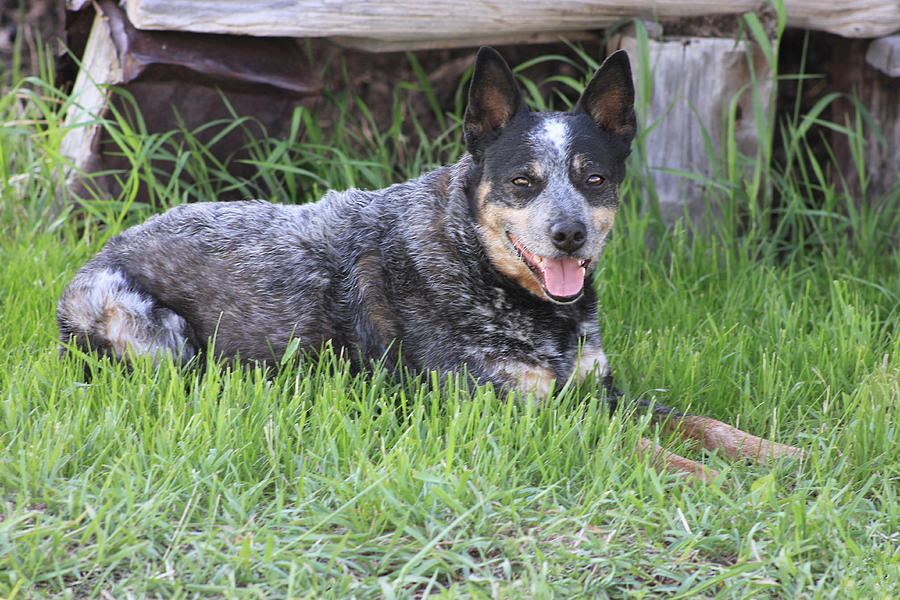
[535,118,571,156]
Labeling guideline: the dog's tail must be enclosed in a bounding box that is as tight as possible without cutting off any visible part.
[57,265,196,366]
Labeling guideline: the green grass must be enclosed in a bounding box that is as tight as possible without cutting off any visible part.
[2,15,900,599]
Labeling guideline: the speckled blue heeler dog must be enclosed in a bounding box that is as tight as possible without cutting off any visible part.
[58,47,801,480]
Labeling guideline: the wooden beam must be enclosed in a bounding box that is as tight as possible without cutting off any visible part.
[123,0,900,43]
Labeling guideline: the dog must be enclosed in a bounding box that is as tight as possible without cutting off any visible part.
[57,47,801,481]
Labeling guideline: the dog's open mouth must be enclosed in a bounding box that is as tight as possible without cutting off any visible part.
[507,232,589,303]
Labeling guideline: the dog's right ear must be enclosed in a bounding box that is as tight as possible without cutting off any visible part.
[574,50,637,146]
[464,47,526,159]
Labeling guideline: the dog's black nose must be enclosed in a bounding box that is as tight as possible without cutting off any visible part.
[550,220,587,253]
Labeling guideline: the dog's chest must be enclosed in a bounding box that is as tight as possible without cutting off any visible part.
[438,282,590,368]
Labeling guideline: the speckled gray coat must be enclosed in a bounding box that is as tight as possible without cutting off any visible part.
[58,47,638,399]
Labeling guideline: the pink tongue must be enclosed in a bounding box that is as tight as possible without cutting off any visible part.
[541,258,585,298]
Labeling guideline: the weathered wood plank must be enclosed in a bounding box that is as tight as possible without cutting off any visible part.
[122,0,900,41]
[330,31,603,53]
[609,33,773,223]
[786,1,900,39]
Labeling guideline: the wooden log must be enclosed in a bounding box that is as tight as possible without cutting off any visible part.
[122,0,900,44]
[786,1,900,39]
[330,31,603,54]
[609,33,773,223]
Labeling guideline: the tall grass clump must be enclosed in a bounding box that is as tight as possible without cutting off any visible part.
[2,9,899,598]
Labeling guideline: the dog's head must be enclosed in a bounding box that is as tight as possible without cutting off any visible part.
[465,47,636,304]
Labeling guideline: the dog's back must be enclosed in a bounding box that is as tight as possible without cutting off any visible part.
[59,168,443,365]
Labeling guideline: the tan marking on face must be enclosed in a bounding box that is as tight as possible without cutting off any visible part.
[590,205,617,241]
[494,361,557,400]
[662,415,804,462]
[568,344,610,384]
[476,180,492,206]
[476,182,546,299]
[635,438,720,483]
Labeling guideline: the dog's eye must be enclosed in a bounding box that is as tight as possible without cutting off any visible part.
[586,174,605,187]
[511,176,532,188]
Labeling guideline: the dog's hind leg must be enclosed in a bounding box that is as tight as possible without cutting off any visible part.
[635,414,802,483]
[58,266,196,365]
[660,415,804,462]
[636,438,720,483]
[601,376,800,481]
[600,378,718,481]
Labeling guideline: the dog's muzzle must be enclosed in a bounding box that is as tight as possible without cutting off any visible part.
[507,232,589,303]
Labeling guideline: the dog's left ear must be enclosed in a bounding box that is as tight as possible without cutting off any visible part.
[574,50,637,146]
[464,47,527,159]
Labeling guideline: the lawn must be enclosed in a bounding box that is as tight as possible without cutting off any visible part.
[1,20,899,600]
